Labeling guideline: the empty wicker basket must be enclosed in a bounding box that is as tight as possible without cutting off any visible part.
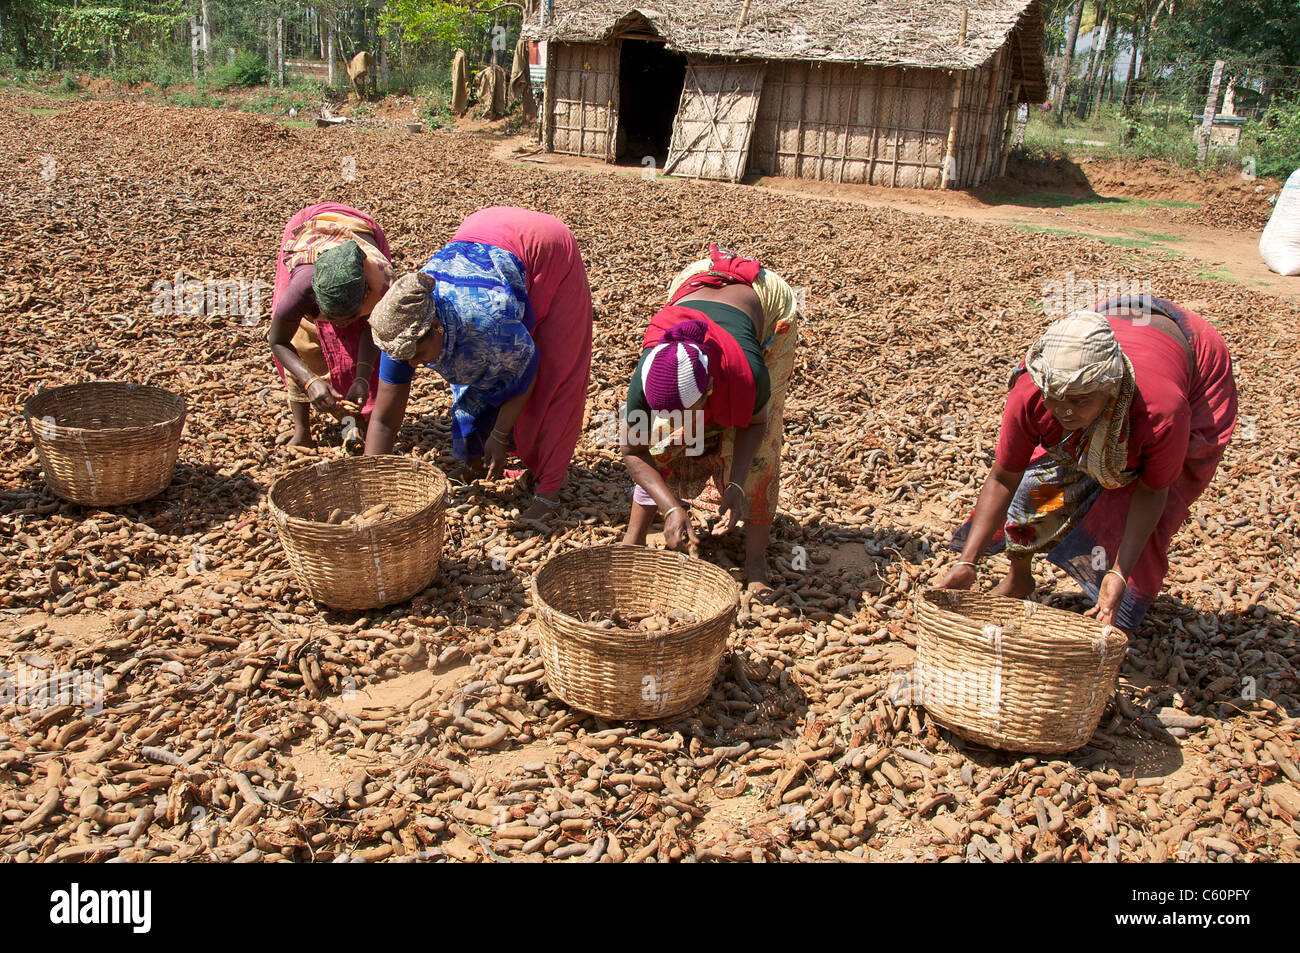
[912,588,1129,754]
[23,381,187,506]
[268,456,448,610]
[531,547,740,720]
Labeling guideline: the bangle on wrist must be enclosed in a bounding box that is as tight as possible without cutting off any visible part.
[1104,568,1127,587]
[306,373,329,390]
[955,560,978,570]
[663,505,684,519]
[726,480,745,495]
[490,428,511,443]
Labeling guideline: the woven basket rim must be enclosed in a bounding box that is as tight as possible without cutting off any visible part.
[23,381,187,436]
[267,455,449,535]
[531,545,740,643]
[918,587,1129,648]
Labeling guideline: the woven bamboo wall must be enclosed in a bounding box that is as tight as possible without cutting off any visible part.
[664,59,766,182]
[549,42,620,160]
[751,63,953,189]
[950,53,1014,188]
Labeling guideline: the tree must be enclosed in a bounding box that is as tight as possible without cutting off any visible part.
[1052,1,1085,119]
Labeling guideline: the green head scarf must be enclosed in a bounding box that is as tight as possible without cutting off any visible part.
[312,240,367,322]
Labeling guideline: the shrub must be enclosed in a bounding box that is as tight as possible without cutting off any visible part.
[422,97,452,130]
[59,73,81,93]
[1249,98,1300,180]
[210,50,268,90]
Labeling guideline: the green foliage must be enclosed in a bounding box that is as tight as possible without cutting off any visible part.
[169,87,225,110]
[1020,103,1213,167]
[1247,98,1300,179]
[242,89,312,116]
[1115,109,1198,165]
[53,4,184,67]
[209,49,268,89]
[59,71,81,93]
[422,95,452,130]
[381,0,495,51]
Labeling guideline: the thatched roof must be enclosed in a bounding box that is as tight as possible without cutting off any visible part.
[527,1,1045,94]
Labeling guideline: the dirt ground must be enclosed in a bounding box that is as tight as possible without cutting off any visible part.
[1,89,1298,864]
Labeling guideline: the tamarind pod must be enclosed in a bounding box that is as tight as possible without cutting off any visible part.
[693,741,750,769]
[126,806,155,841]
[769,760,808,806]
[141,746,186,767]
[461,724,509,750]
[52,843,118,862]
[521,829,551,854]
[551,843,589,859]
[17,787,61,833]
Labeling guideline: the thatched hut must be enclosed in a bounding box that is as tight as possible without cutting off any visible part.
[524,1,1046,188]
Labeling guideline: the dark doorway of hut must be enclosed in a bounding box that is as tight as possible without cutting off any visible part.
[616,39,686,168]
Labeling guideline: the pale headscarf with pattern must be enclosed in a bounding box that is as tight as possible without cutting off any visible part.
[1023,311,1137,489]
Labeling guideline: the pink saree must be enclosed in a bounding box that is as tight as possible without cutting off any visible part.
[451,207,594,495]
[270,203,392,418]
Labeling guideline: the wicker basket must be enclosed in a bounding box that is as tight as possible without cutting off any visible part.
[912,588,1129,754]
[531,547,740,720]
[267,456,448,610]
[23,381,187,506]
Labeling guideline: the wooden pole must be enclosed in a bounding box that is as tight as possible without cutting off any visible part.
[942,71,964,188]
[737,0,752,29]
[190,16,200,81]
[277,17,284,87]
[867,66,886,185]
[200,0,211,72]
[1001,81,1021,176]
[975,50,1003,172]
[327,23,336,86]
[890,67,904,188]
[542,43,556,152]
[1197,58,1225,163]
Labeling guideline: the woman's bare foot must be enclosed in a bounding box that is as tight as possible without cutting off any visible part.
[991,557,1035,598]
[287,428,315,448]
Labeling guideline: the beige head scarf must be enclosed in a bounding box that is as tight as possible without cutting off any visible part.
[370,272,439,361]
[1026,311,1128,399]
[1024,311,1138,489]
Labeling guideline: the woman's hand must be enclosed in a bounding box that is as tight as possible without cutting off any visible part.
[306,377,342,415]
[939,563,977,590]
[664,506,698,554]
[713,483,746,535]
[344,375,369,408]
[483,434,508,480]
[1085,571,1126,628]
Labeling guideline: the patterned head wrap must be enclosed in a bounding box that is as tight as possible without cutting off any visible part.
[641,319,711,411]
[311,240,367,322]
[1025,311,1127,399]
[370,271,440,360]
[1013,311,1138,490]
